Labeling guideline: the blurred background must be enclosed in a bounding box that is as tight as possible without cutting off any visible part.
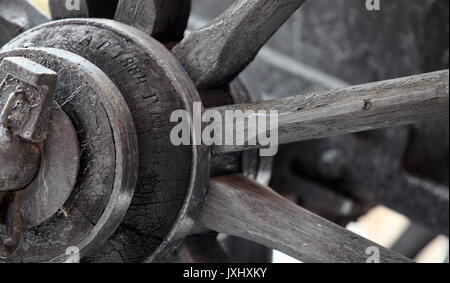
[28,0,449,263]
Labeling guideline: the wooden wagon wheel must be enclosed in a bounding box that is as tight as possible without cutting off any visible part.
[0,0,448,263]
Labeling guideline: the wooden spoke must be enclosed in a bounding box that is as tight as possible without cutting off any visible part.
[173,0,306,89]
[114,0,191,42]
[200,174,412,263]
[212,70,449,154]
[0,0,447,264]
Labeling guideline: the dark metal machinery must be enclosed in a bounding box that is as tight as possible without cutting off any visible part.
[0,0,448,263]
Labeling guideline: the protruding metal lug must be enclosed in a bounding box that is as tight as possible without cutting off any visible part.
[0,57,57,192]
[0,57,58,143]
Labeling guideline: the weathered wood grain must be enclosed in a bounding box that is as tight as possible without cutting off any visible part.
[200,174,413,263]
[173,0,306,89]
[212,70,449,154]
[115,0,191,42]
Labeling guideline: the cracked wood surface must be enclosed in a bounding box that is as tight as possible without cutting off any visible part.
[173,0,307,89]
[212,70,449,154]
[200,174,413,263]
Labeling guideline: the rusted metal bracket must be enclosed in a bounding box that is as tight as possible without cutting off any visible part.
[0,57,57,143]
[0,56,57,258]
[0,57,57,191]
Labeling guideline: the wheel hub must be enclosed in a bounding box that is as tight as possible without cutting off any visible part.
[0,0,446,264]
[2,19,211,262]
[0,47,138,262]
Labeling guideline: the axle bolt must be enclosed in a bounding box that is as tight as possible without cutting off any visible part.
[0,127,40,191]
[0,57,57,192]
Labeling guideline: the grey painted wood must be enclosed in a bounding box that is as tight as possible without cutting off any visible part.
[200,174,413,263]
[173,0,306,89]
[213,70,449,154]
